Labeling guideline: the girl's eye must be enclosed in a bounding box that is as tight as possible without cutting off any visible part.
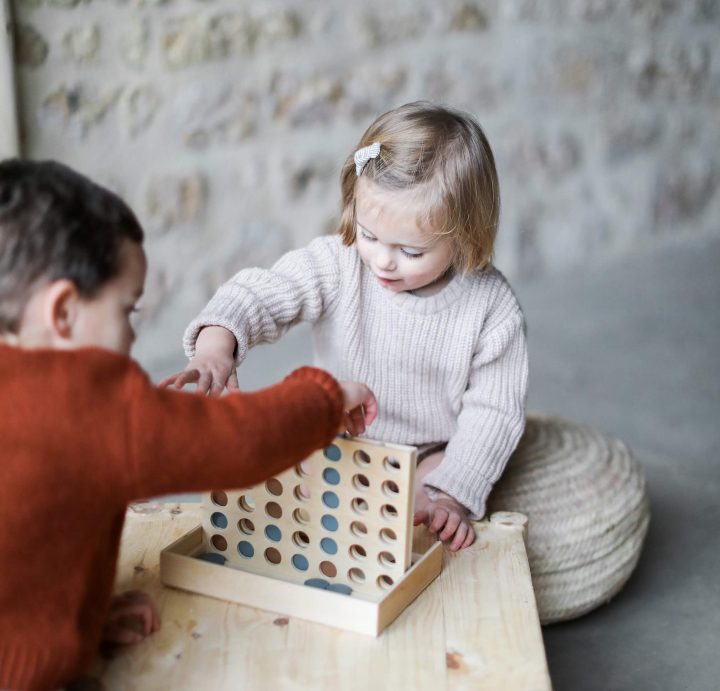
[401,249,424,259]
[360,229,376,241]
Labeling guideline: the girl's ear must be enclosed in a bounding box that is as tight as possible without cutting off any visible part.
[43,279,81,342]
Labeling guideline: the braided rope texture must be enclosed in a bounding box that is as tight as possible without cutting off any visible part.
[487,413,650,624]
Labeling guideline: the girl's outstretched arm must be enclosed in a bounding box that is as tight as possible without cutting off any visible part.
[183,236,343,372]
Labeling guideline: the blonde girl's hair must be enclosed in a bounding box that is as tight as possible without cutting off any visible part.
[338,101,500,273]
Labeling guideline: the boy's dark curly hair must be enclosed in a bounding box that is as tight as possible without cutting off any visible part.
[0,159,144,333]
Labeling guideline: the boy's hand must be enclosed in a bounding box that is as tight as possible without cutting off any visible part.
[160,326,238,396]
[338,381,378,436]
[414,491,476,552]
[103,590,161,646]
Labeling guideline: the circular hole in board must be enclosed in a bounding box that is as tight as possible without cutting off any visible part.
[322,467,341,486]
[210,512,228,529]
[377,574,394,590]
[380,504,398,520]
[320,537,338,555]
[353,450,371,468]
[293,508,310,525]
[379,527,397,544]
[292,531,310,548]
[237,541,254,558]
[265,501,283,519]
[348,567,366,584]
[321,514,339,532]
[292,554,309,571]
[211,534,227,551]
[382,480,400,497]
[383,456,401,473]
[265,478,283,496]
[322,491,340,509]
[210,490,228,507]
[294,484,311,502]
[265,524,282,542]
[351,497,369,514]
[378,551,396,568]
[349,544,367,561]
[295,460,311,478]
[350,521,368,537]
[319,561,337,578]
[265,547,282,565]
[352,474,370,491]
[238,518,255,535]
[324,444,342,461]
[238,495,255,512]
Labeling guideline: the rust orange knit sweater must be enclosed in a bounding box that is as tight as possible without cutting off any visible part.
[0,344,343,691]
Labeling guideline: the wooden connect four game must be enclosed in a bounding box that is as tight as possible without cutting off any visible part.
[199,436,418,601]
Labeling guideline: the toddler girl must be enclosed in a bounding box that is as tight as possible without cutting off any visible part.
[166,102,528,551]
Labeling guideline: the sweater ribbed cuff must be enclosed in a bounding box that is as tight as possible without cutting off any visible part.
[284,366,344,444]
[423,470,494,521]
[183,315,250,366]
[0,642,76,691]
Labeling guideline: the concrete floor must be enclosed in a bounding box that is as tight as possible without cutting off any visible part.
[150,235,720,691]
[514,237,720,691]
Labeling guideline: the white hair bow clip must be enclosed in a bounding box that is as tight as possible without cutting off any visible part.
[354,142,381,176]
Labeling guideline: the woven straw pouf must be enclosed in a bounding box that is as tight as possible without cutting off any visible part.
[487,413,650,624]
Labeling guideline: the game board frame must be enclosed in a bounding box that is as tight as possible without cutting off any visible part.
[160,436,443,635]
[160,525,443,636]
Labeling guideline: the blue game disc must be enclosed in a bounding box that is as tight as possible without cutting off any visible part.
[322,491,340,509]
[324,444,342,461]
[328,583,353,596]
[265,524,282,542]
[292,554,309,571]
[322,467,341,485]
[320,537,338,555]
[237,541,255,559]
[321,514,339,532]
[210,512,228,529]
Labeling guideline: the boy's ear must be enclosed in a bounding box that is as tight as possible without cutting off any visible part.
[43,279,81,342]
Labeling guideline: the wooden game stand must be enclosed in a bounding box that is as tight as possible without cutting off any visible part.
[160,437,438,636]
[161,522,443,636]
[95,503,551,690]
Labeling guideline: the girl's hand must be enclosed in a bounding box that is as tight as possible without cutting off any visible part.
[413,491,476,552]
[103,590,161,646]
[338,381,378,436]
[160,326,238,396]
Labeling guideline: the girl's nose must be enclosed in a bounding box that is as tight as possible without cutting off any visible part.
[376,247,396,271]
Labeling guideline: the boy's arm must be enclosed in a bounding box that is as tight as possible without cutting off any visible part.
[422,296,529,520]
[183,236,342,366]
[124,365,345,500]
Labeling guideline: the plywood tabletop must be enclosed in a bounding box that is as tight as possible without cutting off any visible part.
[94,502,551,690]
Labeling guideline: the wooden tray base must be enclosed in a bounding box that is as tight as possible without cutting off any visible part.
[160,525,443,636]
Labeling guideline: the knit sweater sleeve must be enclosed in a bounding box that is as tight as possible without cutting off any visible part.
[422,286,529,520]
[123,365,344,500]
[183,235,342,365]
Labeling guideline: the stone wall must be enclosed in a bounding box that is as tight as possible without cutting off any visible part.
[10,0,720,374]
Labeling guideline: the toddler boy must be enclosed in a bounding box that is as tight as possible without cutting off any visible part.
[0,159,376,690]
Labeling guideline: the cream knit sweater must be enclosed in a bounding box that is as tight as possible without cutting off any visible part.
[184,235,528,518]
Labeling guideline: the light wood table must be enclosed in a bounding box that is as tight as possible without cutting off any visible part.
[96,503,551,690]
